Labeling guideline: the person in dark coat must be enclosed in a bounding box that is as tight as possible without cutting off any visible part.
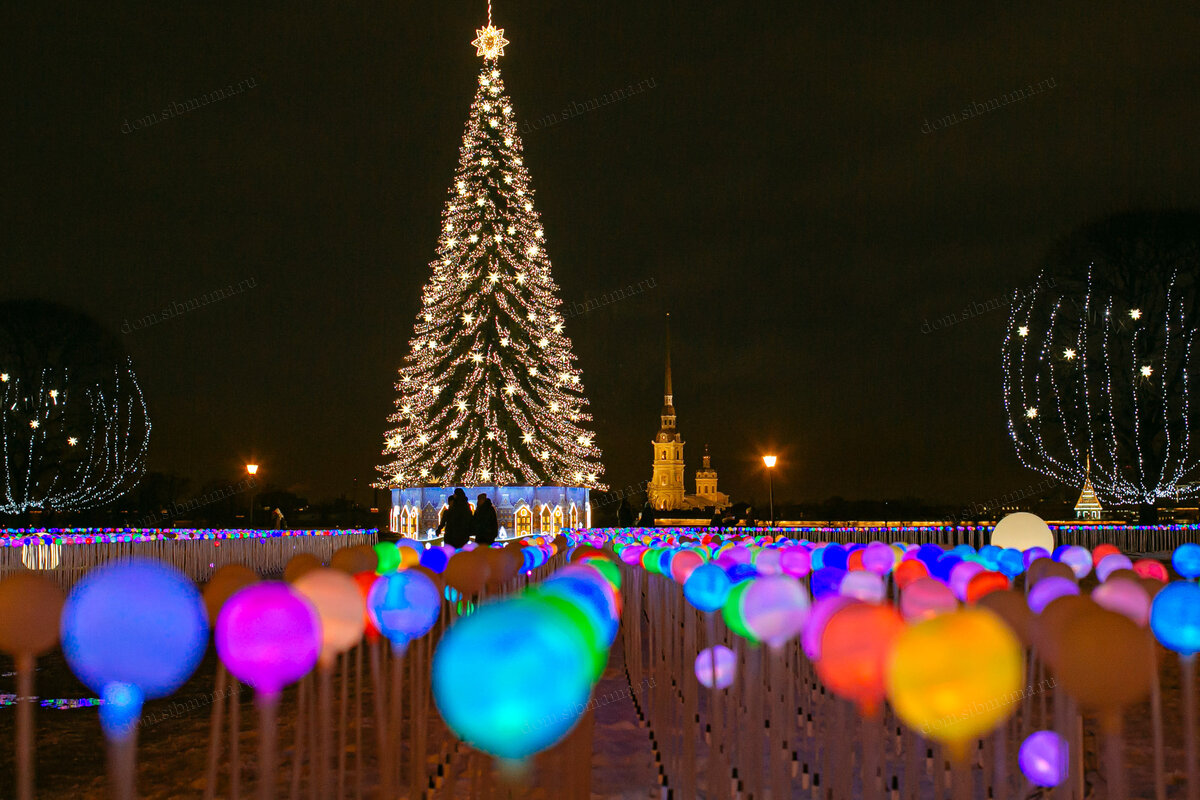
[438,488,474,548]
[616,498,635,527]
[472,493,499,545]
[636,501,656,528]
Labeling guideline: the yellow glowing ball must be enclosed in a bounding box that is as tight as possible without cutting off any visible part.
[991,512,1054,552]
[886,608,1023,759]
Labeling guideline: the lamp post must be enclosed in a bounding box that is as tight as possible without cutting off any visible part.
[246,464,259,527]
[762,455,777,527]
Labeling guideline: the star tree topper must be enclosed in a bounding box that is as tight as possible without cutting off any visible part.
[472,24,509,59]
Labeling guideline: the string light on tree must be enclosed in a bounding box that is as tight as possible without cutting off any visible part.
[0,301,152,513]
[1002,211,1200,514]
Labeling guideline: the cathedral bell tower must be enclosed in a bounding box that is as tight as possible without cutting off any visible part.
[648,315,686,510]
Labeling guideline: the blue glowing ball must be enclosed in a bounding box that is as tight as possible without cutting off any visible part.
[656,548,675,575]
[810,567,847,601]
[997,549,1026,578]
[683,563,732,612]
[61,558,208,699]
[726,563,758,583]
[1150,581,1200,655]
[822,544,848,571]
[1172,543,1200,579]
[367,570,441,648]
[917,544,945,569]
[977,545,1001,570]
[929,554,962,583]
[420,547,449,573]
[432,596,595,761]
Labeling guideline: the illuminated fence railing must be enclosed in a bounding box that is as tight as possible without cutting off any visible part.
[593,524,1200,553]
[0,528,378,587]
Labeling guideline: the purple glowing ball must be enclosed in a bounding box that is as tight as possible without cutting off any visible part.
[861,542,896,576]
[948,561,985,602]
[216,582,321,696]
[1057,546,1092,579]
[1019,730,1068,787]
[694,645,737,689]
[742,576,810,648]
[1095,553,1134,582]
[779,546,812,578]
[1027,576,1080,614]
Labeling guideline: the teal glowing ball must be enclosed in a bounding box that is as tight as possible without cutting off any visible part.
[1150,580,1200,656]
[683,563,731,612]
[61,559,208,701]
[432,597,595,761]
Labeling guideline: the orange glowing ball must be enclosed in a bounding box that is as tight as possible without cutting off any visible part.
[847,550,865,572]
[965,571,1010,603]
[1092,543,1120,567]
[816,603,906,716]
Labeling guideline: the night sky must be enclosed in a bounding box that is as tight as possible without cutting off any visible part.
[7,0,1200,508]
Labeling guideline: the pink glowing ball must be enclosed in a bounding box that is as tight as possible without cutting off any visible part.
[216,582,321,696]
[1027,576,1080,614]
[948,561,986,602]
[1096,553,1134,582]
[1092,578,1150,626]
[742,576,810,649]
[900,577,958,623]
[839,571,886,604]
[670,549,706,584]
[780,546,812,578]
[695,645,737,689]
[802,595,857,661]
[861,542,897,576]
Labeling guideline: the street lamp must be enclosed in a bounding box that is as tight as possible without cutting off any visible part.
[246,464,259,527]
[762,455,777,527]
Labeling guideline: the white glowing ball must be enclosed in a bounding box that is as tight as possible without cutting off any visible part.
[22,542,61,570]
[991,512,1054,553]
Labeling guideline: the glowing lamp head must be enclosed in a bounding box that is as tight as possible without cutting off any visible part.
[246,464,259,476]
[61,559,209,701]
[216,582,321,696]
[762,455,777,468]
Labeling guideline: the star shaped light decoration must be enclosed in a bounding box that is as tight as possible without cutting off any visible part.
[472,25,510,59]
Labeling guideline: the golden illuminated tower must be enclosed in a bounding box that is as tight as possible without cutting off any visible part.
[695,445,718,498]
[648,316,685,510]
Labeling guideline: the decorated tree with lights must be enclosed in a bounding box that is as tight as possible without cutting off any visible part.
[0,300,152,515]
[378,18,605,491]
[1003,212,1200,516]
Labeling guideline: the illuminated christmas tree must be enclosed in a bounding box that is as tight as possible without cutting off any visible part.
[378,16,603,536]
[1003,211,1200,515]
